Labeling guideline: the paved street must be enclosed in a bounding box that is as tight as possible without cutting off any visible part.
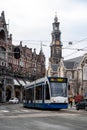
[0,103,87,130]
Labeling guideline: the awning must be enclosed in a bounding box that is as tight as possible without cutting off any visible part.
[18,80,26,86]
[25,81,30,84]
[14,79,30,86]
[13,79,20,86]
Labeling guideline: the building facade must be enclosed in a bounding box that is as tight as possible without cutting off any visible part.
[0,11,45,102]
[48,15,87,98]
[64,55,87,98]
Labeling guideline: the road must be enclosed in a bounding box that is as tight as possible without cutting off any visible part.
[0,103,87,130]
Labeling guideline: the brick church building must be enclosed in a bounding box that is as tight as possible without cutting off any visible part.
[48,14,87,98]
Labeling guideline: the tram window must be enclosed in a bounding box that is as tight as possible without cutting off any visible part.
[25,90,29,102]
[45,83,50,99]
[25,88,34,102]
[36,85,42,100]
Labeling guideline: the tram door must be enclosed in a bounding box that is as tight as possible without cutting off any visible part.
[42,84,45,103]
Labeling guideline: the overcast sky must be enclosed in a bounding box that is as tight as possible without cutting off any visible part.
[0,0,87,67]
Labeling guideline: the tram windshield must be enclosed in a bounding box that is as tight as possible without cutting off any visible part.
[50,82,67,97]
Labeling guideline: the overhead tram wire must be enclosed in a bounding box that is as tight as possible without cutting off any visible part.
[61,37,87,58]
[62,47,87,51]
[13,37,87,49]
[12,38,87,59]
[13,39,50,44]
[13,39,50,47]
[63,37,87,49]
[63,47,87,59]
[64,50,78,59]
[13,36,87,44]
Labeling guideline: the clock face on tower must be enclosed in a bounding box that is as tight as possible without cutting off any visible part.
[56,41,60,45]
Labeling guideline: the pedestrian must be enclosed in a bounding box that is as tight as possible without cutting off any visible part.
[69,97,73,107]
[75,93,83,104]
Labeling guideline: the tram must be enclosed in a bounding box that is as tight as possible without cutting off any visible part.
[23,76,68,109]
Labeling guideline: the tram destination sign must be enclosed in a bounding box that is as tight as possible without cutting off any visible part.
[48,77,67,83]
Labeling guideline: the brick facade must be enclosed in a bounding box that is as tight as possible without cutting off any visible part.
[0,11,45,102]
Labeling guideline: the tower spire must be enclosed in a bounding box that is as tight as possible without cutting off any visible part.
[40,41,43,55]
[54,12,58,23]
[55,12,57,17]
[50,14,62,64]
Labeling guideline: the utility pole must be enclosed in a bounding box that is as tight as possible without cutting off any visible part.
[81,63,84,96]
[34,62,37,104]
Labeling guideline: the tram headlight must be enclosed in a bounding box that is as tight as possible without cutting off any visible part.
[64,100,66,103]
[52,100,56,103]
[51,98,59,103]
[51,98,56,103]
[64,99,68,103]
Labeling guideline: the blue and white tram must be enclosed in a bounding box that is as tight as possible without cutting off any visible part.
[23,76,68,109]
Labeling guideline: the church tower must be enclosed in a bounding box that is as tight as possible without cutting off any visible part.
[48,14,62,76]
[49,14,62,64]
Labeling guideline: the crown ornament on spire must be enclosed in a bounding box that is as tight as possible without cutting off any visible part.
[54,12,58,23]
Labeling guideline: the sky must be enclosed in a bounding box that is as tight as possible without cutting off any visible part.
[0,0,87,68]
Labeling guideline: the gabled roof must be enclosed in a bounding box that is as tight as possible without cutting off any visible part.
[64,56,83,69]
[64,61,75,69]
[66,56,83,63]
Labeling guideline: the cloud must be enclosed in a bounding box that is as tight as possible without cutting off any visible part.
[0,0,87,66]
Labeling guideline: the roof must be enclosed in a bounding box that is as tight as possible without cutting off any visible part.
[64,61,75,69]
[64,56,83,69]
[66,56,83,63]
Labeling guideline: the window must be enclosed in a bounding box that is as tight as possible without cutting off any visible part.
[0,30,6,41]
[0,47,6,59]
[50,82,67,97]
[83,66,87,80]
[67,71,72,79]
[20,59,24,66]
[55,34,59,40]
[36,85,42,100]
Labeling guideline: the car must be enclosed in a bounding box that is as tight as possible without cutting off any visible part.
[76,98,87,110]
[85,103,87,111]
[8,97,19,104]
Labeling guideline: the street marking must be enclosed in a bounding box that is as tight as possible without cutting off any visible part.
[0,112,81,119]
[21,109,30,112]
[0,110,9,112]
